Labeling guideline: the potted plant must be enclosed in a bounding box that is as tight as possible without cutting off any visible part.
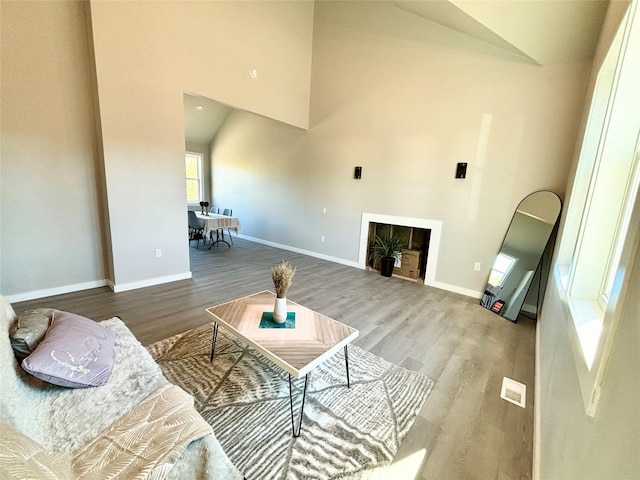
[371,234,406,277]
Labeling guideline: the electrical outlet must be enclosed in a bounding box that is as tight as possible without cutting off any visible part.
[474,262,481,271]
[323,207,327,214]
[155,249,162,258]
[321,235,325,242]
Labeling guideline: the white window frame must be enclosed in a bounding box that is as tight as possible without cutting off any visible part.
[600,147,640,307]
[488,252,518,288]
[554,1,640,416]
[185,151,204,206]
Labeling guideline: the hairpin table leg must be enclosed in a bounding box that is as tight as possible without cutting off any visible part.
[288,373,309,437]
[344,345,351,388]
[210,322,219,362]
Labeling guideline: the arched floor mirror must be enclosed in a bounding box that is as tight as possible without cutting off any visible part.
[481,191,562,322]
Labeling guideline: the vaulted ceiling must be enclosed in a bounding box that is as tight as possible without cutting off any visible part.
[394,0,609,65]
[183,93,231,145]
[184,0,609,145]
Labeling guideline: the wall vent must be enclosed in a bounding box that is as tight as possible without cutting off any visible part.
[500,377,526,408]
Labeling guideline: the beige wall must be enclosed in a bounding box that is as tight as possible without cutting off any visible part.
[0,0,605,302]
[537,1,640,477]
[0,1,106,299]
[1,0,314,297]
[539,241,639,479]
[211,1,591,294]
[87,0,313,289]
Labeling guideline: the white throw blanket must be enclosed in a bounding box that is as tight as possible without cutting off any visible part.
[1,295,243,480]
[73,384,213,479]
[1,385,212,480]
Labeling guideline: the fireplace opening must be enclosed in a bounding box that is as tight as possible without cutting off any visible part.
[367,222,431,281]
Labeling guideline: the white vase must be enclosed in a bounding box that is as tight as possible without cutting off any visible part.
[273,297,287,324]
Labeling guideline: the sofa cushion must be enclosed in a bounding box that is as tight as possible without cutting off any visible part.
[10,308,59,361]
[21,311,116,388]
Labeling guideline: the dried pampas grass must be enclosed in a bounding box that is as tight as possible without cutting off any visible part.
[271,261,296,298]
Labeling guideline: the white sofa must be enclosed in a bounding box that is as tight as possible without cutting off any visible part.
[0,295,243,479]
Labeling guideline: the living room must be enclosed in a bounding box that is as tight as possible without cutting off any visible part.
[1,1,638,479]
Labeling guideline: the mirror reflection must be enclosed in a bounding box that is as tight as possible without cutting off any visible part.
[481,191,562,322]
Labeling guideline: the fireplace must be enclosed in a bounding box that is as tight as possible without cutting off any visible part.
[358,213,442,286]
[367,222,430,279]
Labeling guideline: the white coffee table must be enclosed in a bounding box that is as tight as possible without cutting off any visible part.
[205,290,359,436]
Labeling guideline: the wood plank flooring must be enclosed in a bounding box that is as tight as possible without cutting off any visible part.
[13,237,535,479]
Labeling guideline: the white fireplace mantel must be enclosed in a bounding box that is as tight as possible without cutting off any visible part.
[358,212,442,286]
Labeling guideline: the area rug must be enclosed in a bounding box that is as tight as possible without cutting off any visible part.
[147,322,434,479]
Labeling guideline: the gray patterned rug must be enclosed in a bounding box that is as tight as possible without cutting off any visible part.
[147,322,434,479]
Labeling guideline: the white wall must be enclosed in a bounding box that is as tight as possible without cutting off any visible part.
[0,0,601,302]
[539,227,639,478]
[211,1,591,294]
[537,1,640,478]
[87,0,314,290]
[1,0,314,298]
[0,1,107,300]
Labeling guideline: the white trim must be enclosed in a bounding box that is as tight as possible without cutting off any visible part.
[240,232,483,299]
[185,151,204,205]
[237,234,360,269]
[5,280,109,303]
[358,212,442,286]
[533,319,542,480]
[428,280,482,299]
[109,272,192,293]
[551,0,639,418]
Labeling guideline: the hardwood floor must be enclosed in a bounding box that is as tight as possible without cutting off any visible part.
[13,237,535,479]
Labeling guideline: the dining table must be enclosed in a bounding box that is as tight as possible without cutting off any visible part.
[194,212,242,248]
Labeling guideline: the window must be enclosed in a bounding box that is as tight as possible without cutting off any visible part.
[488,253,517,287]
[601,146,640,304]
[555,1,640,416]
[185,152,203,205]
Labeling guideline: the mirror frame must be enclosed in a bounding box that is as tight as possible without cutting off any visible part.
[481,191,562,322]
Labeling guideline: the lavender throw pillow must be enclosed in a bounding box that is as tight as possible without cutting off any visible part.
[21,311,116,388]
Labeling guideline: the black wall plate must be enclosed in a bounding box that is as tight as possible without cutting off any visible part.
[456,163,468,179]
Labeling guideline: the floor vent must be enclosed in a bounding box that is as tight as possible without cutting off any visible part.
[500,377,526,408]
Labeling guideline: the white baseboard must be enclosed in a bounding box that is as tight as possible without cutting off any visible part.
[238,234,361,269]
[533,310,542,480]
[239,234,483,299]
[5,280,109,303]
[5,240,482,303]
[428,280,483,299]
[109,272,192,293]
[5,271,195,302]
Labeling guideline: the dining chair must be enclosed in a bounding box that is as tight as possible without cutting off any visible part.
[210,207,220,214]
[188,210,206,249]
[221,208,236,244]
